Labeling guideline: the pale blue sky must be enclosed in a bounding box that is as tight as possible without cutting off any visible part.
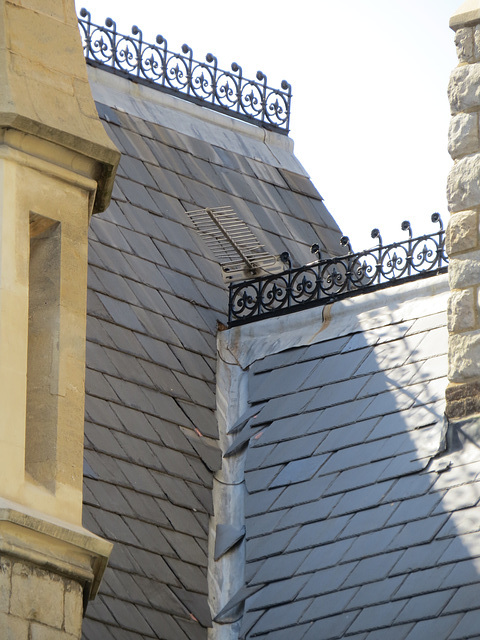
[76,0,461,249]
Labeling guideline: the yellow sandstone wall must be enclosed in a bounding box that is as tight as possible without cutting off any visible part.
[0,1,119,637]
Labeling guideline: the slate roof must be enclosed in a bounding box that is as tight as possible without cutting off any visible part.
[224,288,480,639]
[81,67,343,639]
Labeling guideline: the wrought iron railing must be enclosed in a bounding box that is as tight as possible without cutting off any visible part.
[228,214,449,327]
[78,9,292,133]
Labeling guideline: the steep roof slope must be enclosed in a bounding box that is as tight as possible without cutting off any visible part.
[223,276,480,639]
[81,66,343,640]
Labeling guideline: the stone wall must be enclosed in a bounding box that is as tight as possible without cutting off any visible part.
[0,557,83,639]
[446,1,480,419]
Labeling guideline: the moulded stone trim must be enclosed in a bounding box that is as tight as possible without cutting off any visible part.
[450,0,480,30]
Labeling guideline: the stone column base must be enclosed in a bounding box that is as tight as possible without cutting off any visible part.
[0,498,112,639]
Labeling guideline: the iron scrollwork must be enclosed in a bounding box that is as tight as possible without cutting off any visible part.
[228,214,449,327]
[78,9,292,133]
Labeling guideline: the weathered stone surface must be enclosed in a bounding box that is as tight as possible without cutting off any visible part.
[30,623,77,640]
[455,26,475,62]
[447,154,480,212]
[448,63,480,114]
[63,580,82,637]
[448,112,479,159]
[448,329,480,381]
[0,556,11,614]
[448,249,480,288]
[448,287,476,333]
[446,379,480,419]
[10,562,64,629]
[0,611,29,640]
[446,210,478,255]
[475,24,480,60]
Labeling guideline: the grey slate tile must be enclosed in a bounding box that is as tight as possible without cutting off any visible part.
[82,619,119,640]
[260,434,329,468]
[297,539,355,574]
[89,509,140,546]
[269,455,329,488]
[271,472,339,511]
[388,514,449,551]
[306,376,369,412]
[103,597,155,635]
[391,538,452,574]
[393,564,455,599]
[253,411,321,444]
[297,561,357,599]
[385,492,444,527]
[394,590,456,625]
[438,530,480,564]
[324,459,390,495]
[330,480,394,516]
[339,503,397,540]
[346,600,407,634]
[342,525,404,562]
[85,397,122,429]
[110,405,159,441]
[300,611,361,640]
[248,598,314,636]
[247,527,299,561]
[135,606,190,640]
[449,609,480,639]
[348,575,406,610]
[403,613,463,640]
[132,575,188,617]
[342,551,403,589]
[443,584,478,614]
[164,557,207,593]
[286,514,351,553]
[85,370,120,402]
[250,549,311,584]
[275,494,342,530]
[249,574,309,610]
[434,482,480,513]
[300,586,359,623]
[214,524,246,560]
[364,623,415,640]
[315,418,378,454]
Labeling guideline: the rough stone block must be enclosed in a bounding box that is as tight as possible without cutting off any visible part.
[447,154,480,212]
[448,112,479,159]
[446,210,478,255]
[0,612,29,640]
[10,562,64,629]
[449,63,480,114]
[64,580,83,636]
[446,380,480,419]
[30,623,77,640]
[448,288,476,333]
[455,27,475,63]
[448,330,480,382]
[448,249,480,289]
[0,556,11,613]
[475,25,480,61]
